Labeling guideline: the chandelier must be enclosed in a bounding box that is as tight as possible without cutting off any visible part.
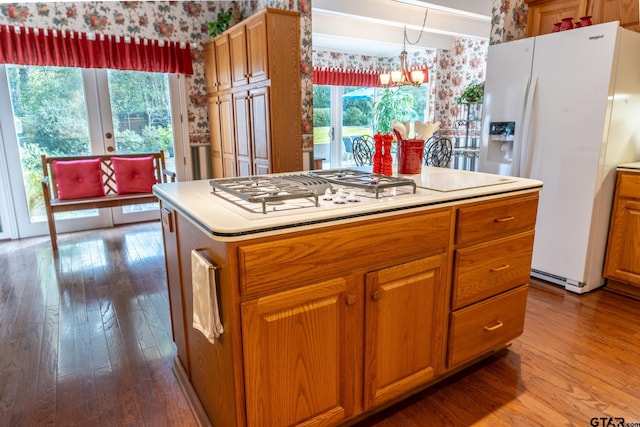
[380,11,429,87]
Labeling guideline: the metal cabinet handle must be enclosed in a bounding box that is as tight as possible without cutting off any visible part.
[490,264,510,272]
[346,295,357,306]
[494,216,514,223]
[484,321,504,331]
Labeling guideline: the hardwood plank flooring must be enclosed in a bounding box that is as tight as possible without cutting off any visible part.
[1,222,640,426]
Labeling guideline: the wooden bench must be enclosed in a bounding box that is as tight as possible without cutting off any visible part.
[41,151,175,250]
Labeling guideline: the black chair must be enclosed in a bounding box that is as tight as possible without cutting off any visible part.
[424,134,453,167]
[352,135,374,166]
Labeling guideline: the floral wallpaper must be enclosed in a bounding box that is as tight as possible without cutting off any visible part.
[490,0,528,44]
[433,38,488,130]
[0,1,313,176]
[312,49,436,74]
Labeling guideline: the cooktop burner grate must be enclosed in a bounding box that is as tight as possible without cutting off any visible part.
[307,169,417,198]
[209,174,331,214]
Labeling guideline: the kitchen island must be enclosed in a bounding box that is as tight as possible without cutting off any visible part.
[154,167,542,427]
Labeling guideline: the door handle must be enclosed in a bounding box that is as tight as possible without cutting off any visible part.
[494,216,514,223]
[484,321,504,331]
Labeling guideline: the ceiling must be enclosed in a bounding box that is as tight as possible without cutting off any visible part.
[312,0,492,56]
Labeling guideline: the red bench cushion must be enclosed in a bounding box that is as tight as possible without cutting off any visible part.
[53,158,105,200]
[112,156,157,194]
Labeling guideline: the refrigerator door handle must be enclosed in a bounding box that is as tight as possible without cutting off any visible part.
[519,75,538,178]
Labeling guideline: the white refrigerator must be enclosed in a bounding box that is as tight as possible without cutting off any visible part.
[480,21,640,293]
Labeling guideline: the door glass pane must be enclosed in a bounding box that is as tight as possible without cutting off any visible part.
[342,86,374,166]
[6,65,96,223]
[107,70,175,214]
[312,85,331,168]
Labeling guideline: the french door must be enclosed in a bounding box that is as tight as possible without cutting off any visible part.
[0,64,186,240]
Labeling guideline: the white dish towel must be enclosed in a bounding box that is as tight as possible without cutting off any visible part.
[191,249,224,343]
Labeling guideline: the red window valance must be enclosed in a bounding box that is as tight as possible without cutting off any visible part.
[313,67,382,87]
[0,25,193,75]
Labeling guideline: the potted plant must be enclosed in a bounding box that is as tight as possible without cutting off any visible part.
[374,88,416,134]
[456,81,484,104]
[208,8,233,37]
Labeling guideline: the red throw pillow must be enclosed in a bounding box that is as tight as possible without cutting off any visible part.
[53,158,105,200]
[112,156,157,194]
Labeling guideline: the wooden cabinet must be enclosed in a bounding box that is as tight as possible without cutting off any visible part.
[232,87,270,176]
[160,205,189,375]
[236,209,451,425]
[208,93,235,178]
[525,0,640,37]
[241,277,355,427]
[448,285,529,367]
[525,0,592,37]
[604,170,640,298]
[160,191,540,426]
[363,255,448,409]
[203,8,301,178]
[448,193,538,368]
[245,13,269,84]
[232,90,252,176]
[229,25,249,88]
[203,35,232,94]
[600,0,640,32]
[203,42,218,94]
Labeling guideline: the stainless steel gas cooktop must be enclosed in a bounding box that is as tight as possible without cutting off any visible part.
[209,169,418,215]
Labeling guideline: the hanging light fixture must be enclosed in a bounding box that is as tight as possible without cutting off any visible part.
[380,10,429,87]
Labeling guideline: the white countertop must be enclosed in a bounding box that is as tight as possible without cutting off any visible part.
[618,162,640,170]
[153,167,542,241]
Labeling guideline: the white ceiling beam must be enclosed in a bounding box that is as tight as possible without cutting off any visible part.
[311,0,490,56]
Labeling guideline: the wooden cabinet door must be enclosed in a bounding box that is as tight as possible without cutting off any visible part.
[242,277,357,427]
[363,254,448,409]
[600,0,640,31]
[203,41,218,94]
[160,205,189,375]
[218,93,236,177]
[246,13,268,84]
[229,25,249,88]
[525,0,590,37]
[249,87,271,175]
[207,97,224,178]
[214,35,232,92]
[233,91,252,176]
[604,198,640,286]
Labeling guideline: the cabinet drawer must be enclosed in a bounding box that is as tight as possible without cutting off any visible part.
[617,172,640,199]
[452,232,534,309]
[448,285,528,368]
[455,194,538,246]
[239,209,452,298]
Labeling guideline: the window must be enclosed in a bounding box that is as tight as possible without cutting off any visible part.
[313,84,430,169]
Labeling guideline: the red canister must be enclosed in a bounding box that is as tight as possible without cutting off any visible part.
[397,139,425,175]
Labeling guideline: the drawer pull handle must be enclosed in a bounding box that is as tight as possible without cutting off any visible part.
[494,216,515,223]
[484,321,504,331]
[490,264,510,272]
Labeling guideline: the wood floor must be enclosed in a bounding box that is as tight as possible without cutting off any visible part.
[1,222,639,427]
